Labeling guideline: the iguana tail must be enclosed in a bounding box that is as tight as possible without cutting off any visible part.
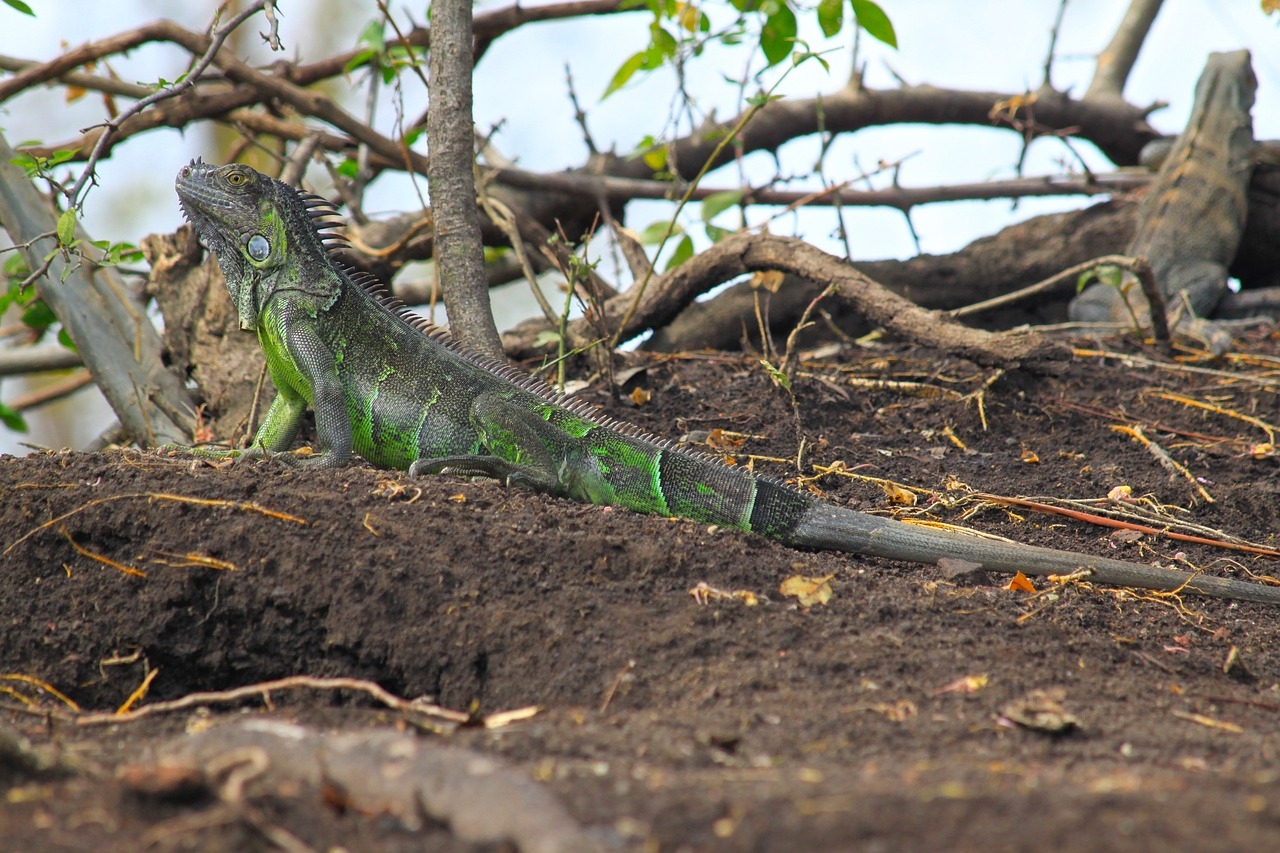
[781,502,1280,605]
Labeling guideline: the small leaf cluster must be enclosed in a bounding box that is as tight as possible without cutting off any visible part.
[344,19,426,83]
[605,0,896,99]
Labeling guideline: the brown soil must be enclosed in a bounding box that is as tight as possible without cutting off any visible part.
[3,333,1280,852]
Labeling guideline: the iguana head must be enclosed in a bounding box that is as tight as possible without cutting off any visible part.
[176,159,341,330]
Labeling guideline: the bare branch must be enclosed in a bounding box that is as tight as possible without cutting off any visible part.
[492,167,1150,211]
[0,54,152,98]
[0,344,83,376]
[1087,0,1165,101]
[1041,0,1070,89]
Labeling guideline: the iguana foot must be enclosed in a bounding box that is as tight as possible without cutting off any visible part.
[409,455,560,493]
[1173,316,1235,356]
[161,444,348,469]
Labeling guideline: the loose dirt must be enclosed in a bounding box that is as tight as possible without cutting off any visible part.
[2,332,1280,852]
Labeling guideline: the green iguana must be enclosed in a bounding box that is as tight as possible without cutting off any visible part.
[1070,50,1256,352]
[174,159,1280,605]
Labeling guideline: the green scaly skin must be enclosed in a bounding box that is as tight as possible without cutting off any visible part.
[174,159,1280,605]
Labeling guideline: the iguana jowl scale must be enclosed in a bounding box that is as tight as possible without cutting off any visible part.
[174,159,1280,605]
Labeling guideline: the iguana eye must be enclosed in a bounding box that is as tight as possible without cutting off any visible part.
[226,171,247,186]
[246,234,270,261]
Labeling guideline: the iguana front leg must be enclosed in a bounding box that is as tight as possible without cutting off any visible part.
[257,314,352,469]
[168,312,353,469]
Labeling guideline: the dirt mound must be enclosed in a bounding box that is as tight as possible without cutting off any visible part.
[3,338,1280,851]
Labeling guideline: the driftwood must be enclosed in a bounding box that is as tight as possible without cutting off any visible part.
[644,200,1137,354]
[136,719,598,853]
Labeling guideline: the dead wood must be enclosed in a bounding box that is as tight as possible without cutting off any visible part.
[504,231,1071,372]
[142,227,266,445]
[638,202,1135,354]
[147,719,598,853]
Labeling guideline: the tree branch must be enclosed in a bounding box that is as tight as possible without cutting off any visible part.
[503,231,1069,371]
[1087,0,1165,101]
[0,344,82,376]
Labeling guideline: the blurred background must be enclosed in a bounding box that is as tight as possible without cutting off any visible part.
[0,0,1275,453]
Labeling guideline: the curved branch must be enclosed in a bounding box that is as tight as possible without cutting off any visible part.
[585,81,1162,192]
[503,231,1070,371]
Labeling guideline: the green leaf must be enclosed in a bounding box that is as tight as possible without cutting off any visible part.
[746,90,783,107]
[664,234,694,271]
[700,189,743,221]
[344,47,379,75]
[533,329,562,348]
[793,48,830,72]
[642,145,667,172]
[4,252,29,281]
[816,0,843,38]
[56,207,77,246]
[637,219,683,244]
[851,0,897,48]
[759,1,797,67]
[21,299,56,333]
[759,357,791,390]
[649,23,678,58]
[2,0,34,16]
[336,157,359,179]
[1079,264,1122,293]
[90,239,144,266]
[603,50,647,98]
[56,327,76,351]
[0,402,27,433]
[704,223,732,243]
[8,152,38,178]
[357,19,386,52]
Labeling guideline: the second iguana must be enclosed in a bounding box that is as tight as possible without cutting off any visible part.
[174,159,1280,605]
[1070,50,1257,351]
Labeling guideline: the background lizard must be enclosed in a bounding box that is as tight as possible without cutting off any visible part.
[1069,50,1257,353]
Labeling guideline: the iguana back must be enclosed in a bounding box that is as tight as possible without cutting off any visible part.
[174,159,1280,605]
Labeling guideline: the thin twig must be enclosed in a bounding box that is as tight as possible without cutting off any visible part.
[4,370,93,409]
[949,254,1153,319]
[73,675,471,726]
[4,491,306,558]
[66,1,281,209]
